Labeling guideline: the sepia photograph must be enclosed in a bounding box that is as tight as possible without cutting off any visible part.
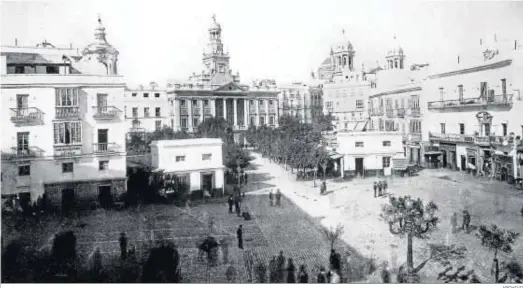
[1,0,523,284]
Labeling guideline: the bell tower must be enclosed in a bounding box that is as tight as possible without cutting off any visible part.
[203,14,230,75]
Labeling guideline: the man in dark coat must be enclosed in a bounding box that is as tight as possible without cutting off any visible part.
[320,180,327,195]
[228,196,234,213]
[317,266,327,283]
[235,195,241,217]
[119,232,128,260]
[275,189,282,207]
[276,250,286,283]
[462,210,471,232]
[236,225,243,249]
[377,181,383,196]
[269,256,278,283]
[329,249,341,273]
[269,190,274,206]
[373,182,378,198]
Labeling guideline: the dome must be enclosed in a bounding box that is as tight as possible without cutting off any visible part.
[332,30,353,53]
[209,14,221,31]
[388,46,404,56]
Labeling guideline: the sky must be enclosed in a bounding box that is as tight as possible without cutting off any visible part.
[1,0,523,87]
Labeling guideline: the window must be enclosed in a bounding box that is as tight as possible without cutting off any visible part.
[17,132,29,153]
[250,100,254,105]
[502,123,508,136]
[192,100,197,106]
[176,156,185,162]
[155,107,161,117]
[355,141,364,147]
[181,117,188,128]
[382,141,391,147]
[144,93,149,98]
[501,79,507,95]
[440,123,446,134]
[55,88,79,107]
[269,116,274,125]
[202,153,212,161]
[458,85,464,101]
[409,120,422,133]
[124,106,127,117]
[155,93,160,98]
[53,122,82,144]
[344,123,348,129]
[382,157,391,168]
[132,107,138,117]
[99,160,109,171]
[62,162,73,173]
[459,123,465,135]
[193,117,199,127]
[260,116,265,125]
[269,100,273,105]
[18,165,30,176]
[155,120,161,131]
[204,100,209,106]
[181,100,186,106]
[355,100,364,109]
[144,108,150,117]
[260,100,264,105]
[484,123,491,136]
[132,93,137,97]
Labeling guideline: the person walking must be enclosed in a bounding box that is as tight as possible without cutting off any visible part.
[228,195,234,213]
[236,225,243,249]
[321,180,327,195]
[317,266,327,283]
[269,256,278,283]
[450,212,458,234]
[298,264,309,283]
[269,189,274,207]
[377,181,383,197]
[381,262,391,283]
[329,249,340,272]
[383,180,388,195]
[277,251,286,283]
[244,173,248,185]
[119,232,128,260]
[275,189,282,207]
[235,195,241,217]
[462,210,471,232]
[373,182,378,198]
[286,258,296,283]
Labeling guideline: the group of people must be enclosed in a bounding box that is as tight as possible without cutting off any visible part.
[265,250,341,283]
[268,189,283,207]
[373,180,388,198]
[450,210,471,233]
[227,188,244,217]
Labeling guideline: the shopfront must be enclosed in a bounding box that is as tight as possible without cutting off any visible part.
[439,143,457,170]
[493,154,513,183]
[424,146,442,169]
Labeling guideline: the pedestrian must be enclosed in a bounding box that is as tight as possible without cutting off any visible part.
[373,181,378,198]
[276,189,282,207]
[397,265,405,283]
[269,189,274,206]
[286,258,296,283]
[277,251,286,282]
[235,195,241,217]
[244,173,248,185]
[119,232,128,260]
[228,195,234,213]
[383,180,388,195]
[236,225,243,249]
[462,210,471,232]
[203,189,211,202]
[298,264,309,283]
[329,249,340,272]
[269,256,278,283]
[450,212,458,234]
[381,262,391,283]
[329,269,341,283]
[317,266,327,283]
[378,181,383,196]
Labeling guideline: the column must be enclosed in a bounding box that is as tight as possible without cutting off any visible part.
[265,98,270,125]
[223,98,227,120]
[274,97,279,127]
[187,98,193,131]
[199,99,204,124]
[244,99,248,128]
[210,98,216,117]
[255,98,260,126]
[340,157,345,179]
[233,98,238,128]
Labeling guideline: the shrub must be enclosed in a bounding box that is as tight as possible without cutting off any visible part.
[142,243,181,283]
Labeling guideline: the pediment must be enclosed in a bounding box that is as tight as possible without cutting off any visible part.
[214,82,247,92]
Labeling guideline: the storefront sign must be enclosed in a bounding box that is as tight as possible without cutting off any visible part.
[494,154,512,163]
[426,146,440,152]
[466,148,477,157]
[440,143,456,152]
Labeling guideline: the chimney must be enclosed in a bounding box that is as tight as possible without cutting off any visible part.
[480,38,483,45]
[15,38,18,46]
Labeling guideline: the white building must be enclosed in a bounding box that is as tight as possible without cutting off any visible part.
[1,17,127,210]
[150,138,225,194]
[277,81,323,123]
[336,131,405,178]
[422,38,523,183]
[124,85,172,134]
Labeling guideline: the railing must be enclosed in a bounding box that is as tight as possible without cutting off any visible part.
[56,106,80,118]
[410,107,421,117]
[386,109,395,118]
[192,107,201,115]
[259,107,267,114]
[269,107,276,114]
[54,144,82,158]
[249,107,258,114]
[180,107,189,115]
[369,109,384,116]
[203,107,212,115]
[429,132,475,143]
[475,135,517,146]
[396,108,405,118]
[92,106,121,119]
[428,94,513,110]
[10,107,44,124]
[9,146,45,159]
[93,143,121,154]
[409,133,422,142]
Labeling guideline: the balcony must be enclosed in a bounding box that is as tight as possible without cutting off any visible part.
[386,109,395,118]
[8,147,45,160]
[396,108,405,118]
[475,135,518,146]
[203,107,212,115]
[55,106,80,119]
[410,107,421,117]
[429,132,475,144]
[369,109,384,116]
[10,107,44,125]
[192,107,201,116]
[93,106,121,120]
[409,133,422,143]
[53,144,82,159]
[249,107,258,114]
[269,107,277,114]
[259,107,267,114]
[93,143,121,155]
[427,94,513,110]
[180,107,189,115]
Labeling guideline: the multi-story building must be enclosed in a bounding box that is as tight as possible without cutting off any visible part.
[422,39,523,184]
[1,17,127,210]
[124,85,171,135]
[319,31,377,131]
[278,81,323,123]
[368,43,429,164]
[167,15,279,144]
[150,138,224,195]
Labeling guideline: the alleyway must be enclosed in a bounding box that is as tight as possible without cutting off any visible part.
[249,152,523,283]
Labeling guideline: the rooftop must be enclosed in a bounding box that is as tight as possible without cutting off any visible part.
[151,138,224,147]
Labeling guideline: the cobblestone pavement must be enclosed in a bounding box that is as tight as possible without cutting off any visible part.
[250,152,523,283]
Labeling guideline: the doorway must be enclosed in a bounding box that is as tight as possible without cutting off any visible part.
[355,158,364,177]
[461,155,467,171]
[501,167,508,182]
[442,151,448,168]
[61,188,75,214]
[98,185,113,209]
[201,172,214,192]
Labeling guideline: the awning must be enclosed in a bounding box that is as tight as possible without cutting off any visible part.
[329,154,343,160]
[424,151,442,155]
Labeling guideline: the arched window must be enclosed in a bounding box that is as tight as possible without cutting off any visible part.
[395,60,398,68]
[343,56,347,66]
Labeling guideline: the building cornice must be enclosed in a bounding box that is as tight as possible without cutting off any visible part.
[369,86,422,98]
[429,59,512,79]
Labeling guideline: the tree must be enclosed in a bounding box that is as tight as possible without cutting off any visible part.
[142,243,181,283]
[381,195,439,283]
[322,224,344,250]
[475,224,519,282]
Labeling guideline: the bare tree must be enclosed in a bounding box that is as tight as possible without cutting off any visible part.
[322,224,344,250]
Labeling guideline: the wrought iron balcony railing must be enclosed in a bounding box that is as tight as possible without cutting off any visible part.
[93,106,121,119]
[93,143,121,155]
[55,106,80,118]
[410,107,421,117]
[369,109,384,116]
[259,107,267,114]
[249,107,258,114]
[396,108,405,118]
[10,107,44,124]
[269,107,276,114]
[180,107,189,115]
[192,107,201,115]
[429,132,475,144]
[203,107,212,115]
[9,146,45,159]
[428,94,513,110]
[386,109,395,118]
